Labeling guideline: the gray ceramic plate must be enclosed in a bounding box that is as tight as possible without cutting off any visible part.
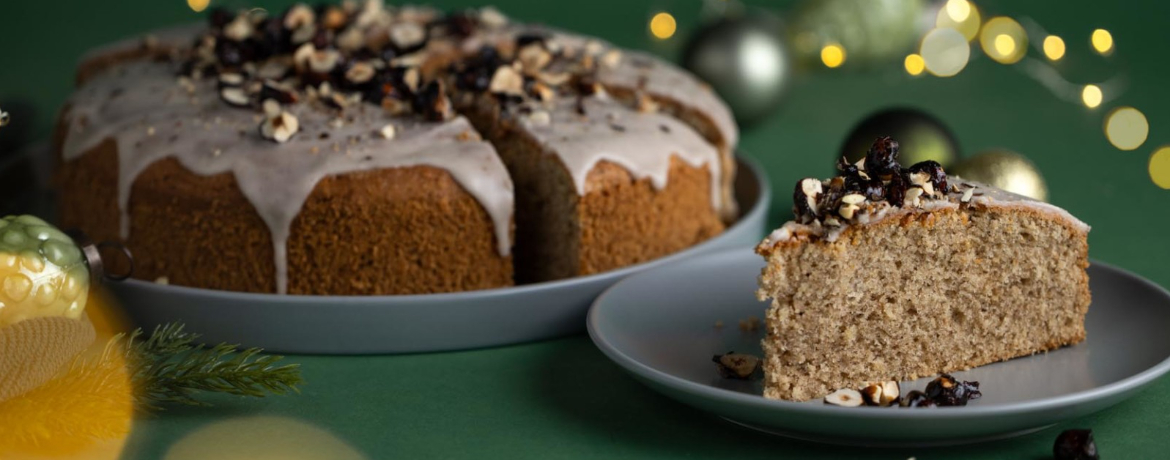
[588,249,1170,446]
[103,157,770,355]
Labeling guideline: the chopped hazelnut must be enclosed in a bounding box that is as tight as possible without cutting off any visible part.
[337,27,365,51]
[479,6,507,28]
[293,43,316,72]
[377,124,396,139]
[308,49,341,74]
[526,110,551,126]
[824,388,863,407]
[403,67,421,92]
[904,186,924,207]
[219,87,251,107]
[840,193,866,205]
[218,72,246,87]
[960,187,975,203]
[636,93,659,113]
[223,15,254,42]
[259,110,299,143]
[262,99,282,118]
[838,203,859,220]
[284,4,316,30]
[322,7,349,30]
[389,22,426,50]
[345,61,376,84]
[518,43,552,72]
[712,352,761,380]
[489,66,524,95]
[291,24,317,45]
[537,71,571,86]
[600,49,623,69]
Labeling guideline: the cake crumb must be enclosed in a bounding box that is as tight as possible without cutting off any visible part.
[739,316,761,332]
[154,276,169,285]
[714,320,724,329]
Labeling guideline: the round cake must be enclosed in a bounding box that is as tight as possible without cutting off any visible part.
[55,2,738,295]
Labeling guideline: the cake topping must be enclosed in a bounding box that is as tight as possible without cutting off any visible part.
[823,388,864,407]
[923,374,981,406]
[792,137,952,226]
[859,380,900,407]
[711,352,761,380]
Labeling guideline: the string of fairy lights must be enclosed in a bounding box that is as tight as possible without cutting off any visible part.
[645,0,1169,190]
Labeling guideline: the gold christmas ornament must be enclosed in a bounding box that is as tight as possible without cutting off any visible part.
[951,150,1048,201]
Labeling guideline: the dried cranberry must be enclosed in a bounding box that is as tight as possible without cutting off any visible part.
[908,160,948,195]
[311,29,332,50]
[884,170,908,207]
[215,39,251,68]
[255,18,290,58]
[924,374,981,406]
[516,32,547,49]
[899,390,936,408]
[1054,429,1099,460]
[864,136,901,180]
[443,12,478,38]
[208,7,233,29]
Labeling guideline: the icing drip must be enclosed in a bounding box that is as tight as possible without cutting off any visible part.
[519,95,723,213]
[62,61,514,294]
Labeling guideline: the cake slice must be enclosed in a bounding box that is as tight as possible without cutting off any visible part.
[755,137,1091,401]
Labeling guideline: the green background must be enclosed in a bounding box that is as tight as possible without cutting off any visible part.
[3,0,1169,458]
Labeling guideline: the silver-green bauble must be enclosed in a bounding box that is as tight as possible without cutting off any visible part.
[681,11,790,125]
[790,0,926,69]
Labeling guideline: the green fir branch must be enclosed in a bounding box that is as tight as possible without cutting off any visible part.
[111,323,304,410]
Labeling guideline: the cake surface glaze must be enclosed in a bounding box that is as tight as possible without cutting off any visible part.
[56,2,737,294]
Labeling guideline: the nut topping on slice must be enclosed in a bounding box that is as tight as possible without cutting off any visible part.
[376,124,396,139]
[284,4,316,30]
[824,388,864,407]
[345,61,376,84]
[219,87,251,107]
[223,15,254,42]
[517,44,552,72]
[860,381,901,406]
[793,177,823,222]
[488,66,524,96]
[389,22,426,51]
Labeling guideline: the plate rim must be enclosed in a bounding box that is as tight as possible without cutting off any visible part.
[112,155,772,304]
[587,249,1170,420]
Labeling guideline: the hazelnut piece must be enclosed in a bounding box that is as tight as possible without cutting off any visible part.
[824,388,864,407]
[711,352,760,380]
[793,178,823,222]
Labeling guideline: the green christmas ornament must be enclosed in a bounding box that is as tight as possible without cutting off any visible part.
[0,215,132,328]
[0,215,89,327]
[790,0,926,69]
[839,108,959,169]
[950,150,1049,202]
[682,10,791,125]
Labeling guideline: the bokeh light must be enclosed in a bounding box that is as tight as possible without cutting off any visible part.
[920,28,970,77]
[1081,84,1102,108]
[820,44,846,68]
[1104,107,1149,151]
[936,0,981,41]
[980,17,1027,64]
[649,12,676,40]
[1091,29,1114,55]
[1043,35,1066,60]
[187,0,210,13]
[904,54,925,76]
[1149,147,1170,189]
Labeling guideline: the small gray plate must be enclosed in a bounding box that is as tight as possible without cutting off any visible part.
[587,249,1170,446]
[106,157,770,355]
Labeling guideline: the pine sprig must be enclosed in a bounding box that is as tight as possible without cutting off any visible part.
[112,323,304,410]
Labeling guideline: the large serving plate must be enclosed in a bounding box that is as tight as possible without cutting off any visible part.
[99,157,770,354]
[588,249,1170,446]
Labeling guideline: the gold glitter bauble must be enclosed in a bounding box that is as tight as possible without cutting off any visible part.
[950,150,1048,201]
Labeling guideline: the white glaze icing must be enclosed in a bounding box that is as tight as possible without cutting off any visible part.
[758,178,1090,250]
[518,95,723,213]
[62,60,514,294]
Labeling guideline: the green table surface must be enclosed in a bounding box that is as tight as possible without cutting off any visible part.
[3,0,1170,458]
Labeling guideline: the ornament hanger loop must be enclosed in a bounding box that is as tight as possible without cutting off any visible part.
[80,240,134,283]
